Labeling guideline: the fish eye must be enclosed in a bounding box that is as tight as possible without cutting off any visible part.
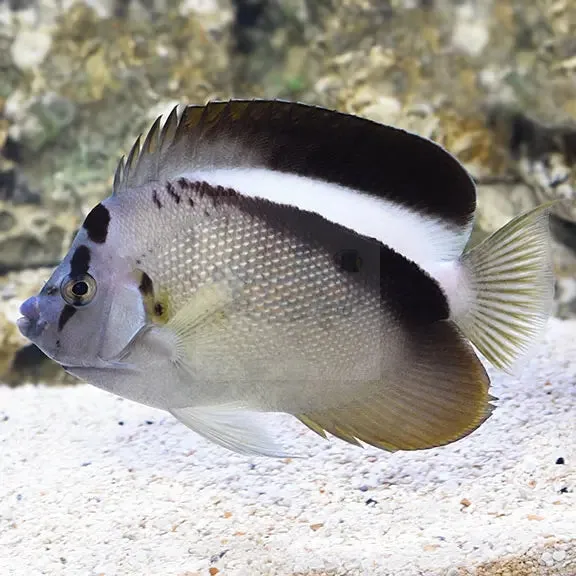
[60,274,97,307]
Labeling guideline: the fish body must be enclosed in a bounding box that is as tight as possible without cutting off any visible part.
[18,100,556,457]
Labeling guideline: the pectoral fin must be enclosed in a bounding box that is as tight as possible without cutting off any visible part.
[296,321,494,452]
[170,405,298,458]
[165,277,244,369]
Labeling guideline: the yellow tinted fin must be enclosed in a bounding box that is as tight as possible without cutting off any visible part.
[457,202,557,372]
[164,276,245,361]
[167,280,237,337]
[143,276,247,382]
[296,322,493,452]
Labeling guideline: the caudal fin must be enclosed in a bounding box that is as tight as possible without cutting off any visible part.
[456,202,557,372]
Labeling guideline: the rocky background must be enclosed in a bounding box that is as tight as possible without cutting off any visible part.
[1,0,575,386]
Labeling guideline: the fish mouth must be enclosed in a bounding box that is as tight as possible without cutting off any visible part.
[16,316,47,340]
[16,316,32,339]
[17,296,45,340]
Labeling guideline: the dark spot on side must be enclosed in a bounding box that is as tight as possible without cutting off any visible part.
[58,305,77,331]
[177,177,192,189]
[69,245,91,277]
[195,181,238,204]
[154,302,164,316]
[188,197,195,207]
[556,457,565,465]
[334,249,363,273]
[166,181,181,203]
[152,189,162,209]
[204,209,210,217]
[82,203,110,244]
[136,258,142,265]
[139,272,154,296]
[56,340,61,349]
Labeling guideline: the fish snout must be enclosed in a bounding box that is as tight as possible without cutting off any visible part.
[20,296,39,320]
[17,296,46,339]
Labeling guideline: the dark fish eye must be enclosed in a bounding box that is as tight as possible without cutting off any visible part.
[61,273,97,307]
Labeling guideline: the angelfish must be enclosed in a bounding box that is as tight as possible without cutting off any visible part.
[17,100,556,457]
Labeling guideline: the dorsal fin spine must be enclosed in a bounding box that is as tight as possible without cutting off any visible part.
[135,114,162,184]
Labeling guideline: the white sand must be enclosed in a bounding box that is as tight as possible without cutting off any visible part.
[1,318,575,576]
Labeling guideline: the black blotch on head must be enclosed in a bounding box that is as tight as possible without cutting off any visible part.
[334,249,363,273]
[166,181,181,203]
[70,245,91,277]
[152,189,162,209]
[154,302,164,316]
[58,305,77,331]
[139,272,154,296]
[82,203,110,244]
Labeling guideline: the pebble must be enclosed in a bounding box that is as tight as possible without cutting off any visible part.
[10,28,52,71]
[541,551,553,565]
[451,4,490,57]
[552,549,566,562]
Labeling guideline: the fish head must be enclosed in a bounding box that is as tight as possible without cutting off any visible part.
[17,202,147,370]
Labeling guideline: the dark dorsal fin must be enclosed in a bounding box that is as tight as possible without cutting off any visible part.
[113,99,476,228]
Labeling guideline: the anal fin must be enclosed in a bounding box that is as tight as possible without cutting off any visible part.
[170,405,298,458]
[296,321,494,452]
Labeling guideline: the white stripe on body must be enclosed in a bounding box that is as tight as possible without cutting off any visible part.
[182,168,473,274]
